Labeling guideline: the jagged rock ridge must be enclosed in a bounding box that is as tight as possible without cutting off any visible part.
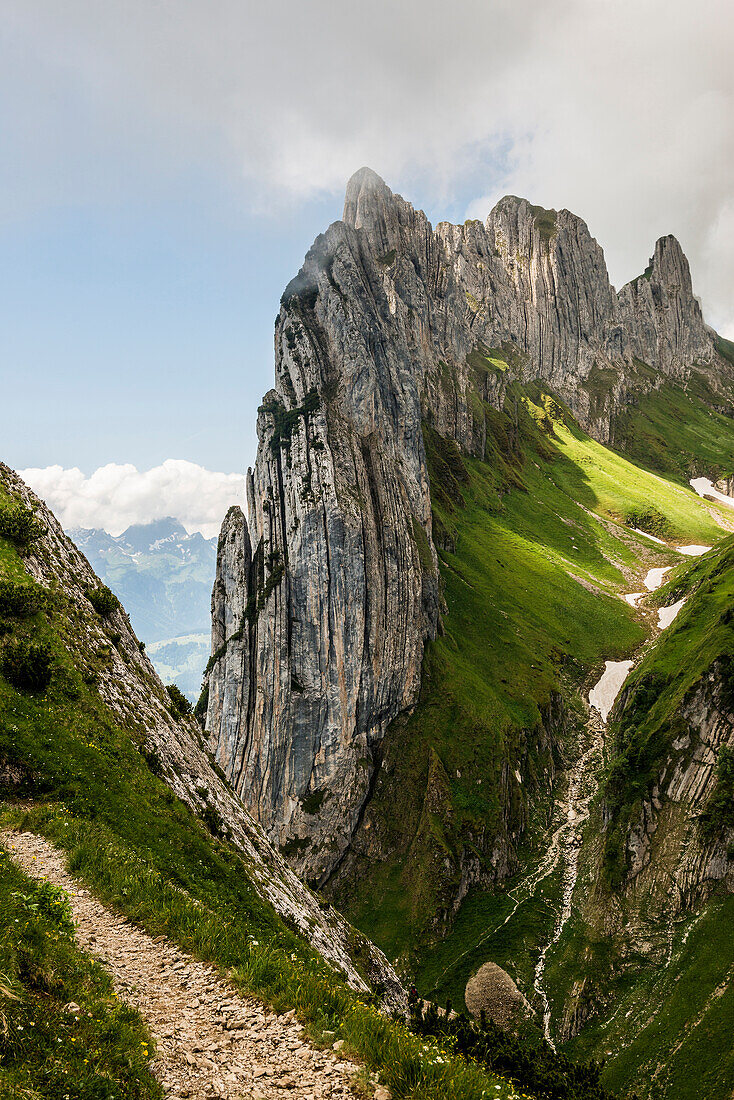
[205,168,732,883]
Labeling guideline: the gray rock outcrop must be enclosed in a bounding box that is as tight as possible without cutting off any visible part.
[0,463,405,1012]
[617,235,712,380]
[465,962,532,1029]
[617,660,734,926]
[204,168,732,885]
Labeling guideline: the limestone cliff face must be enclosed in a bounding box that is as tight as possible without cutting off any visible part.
[617,235,713,380]
[0,464,405,1011]
[207,173,450,884]
[205,168,728,884]
[612,664,734,944]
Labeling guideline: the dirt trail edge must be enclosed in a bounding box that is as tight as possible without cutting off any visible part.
[4,830,370,1100]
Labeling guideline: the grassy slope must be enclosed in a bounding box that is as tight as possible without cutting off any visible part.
[555,894,734,1100]
[0,845,161,1100]
[0,486,521,1100]
[339,384,728,999]
[613,376,734,482]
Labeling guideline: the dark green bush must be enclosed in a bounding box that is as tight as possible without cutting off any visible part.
[0,578,47,618]
[0,501,43,547]
[194,683,209,722]
[201,800,226,838]
[1,637,53,692]
[624,505,672,540]
[86,585,120,617]
[141,744,164,778]
[166,683,192,718]
[301,788,327,815]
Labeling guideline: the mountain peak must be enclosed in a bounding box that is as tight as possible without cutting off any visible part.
[342,167,411,240]
[650,233,694,292]
[120,516,186,552]
[342,167,391,225]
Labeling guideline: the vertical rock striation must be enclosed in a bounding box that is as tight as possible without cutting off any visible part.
[617,234,713,378]
[205,168,731,883]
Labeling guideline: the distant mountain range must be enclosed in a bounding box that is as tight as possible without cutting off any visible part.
[70,517,216,700]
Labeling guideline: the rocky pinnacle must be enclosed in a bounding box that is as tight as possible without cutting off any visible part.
[204,168,729,883]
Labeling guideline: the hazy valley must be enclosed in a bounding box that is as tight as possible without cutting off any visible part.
[70,519,217,701]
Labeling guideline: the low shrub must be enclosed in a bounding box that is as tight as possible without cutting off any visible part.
[86,585,120,617]
[624,506,672,540]
[194,683,209,722]
[201,801,226,838]
[141,744,164,778]
[1,637,53,692]
[166,683,192,718]
[0,578,47,618]
[0,501,43,548]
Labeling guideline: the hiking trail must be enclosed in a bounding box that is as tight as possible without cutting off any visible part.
[4,830,379,1100]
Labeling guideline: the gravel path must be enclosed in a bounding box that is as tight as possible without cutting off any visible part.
[4,830,375,1100]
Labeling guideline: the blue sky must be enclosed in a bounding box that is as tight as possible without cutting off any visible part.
[1,181,340,474]
[1,169,508,476]
[3,1,733,531]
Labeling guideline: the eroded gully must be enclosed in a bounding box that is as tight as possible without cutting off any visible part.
[532,548,710,1046]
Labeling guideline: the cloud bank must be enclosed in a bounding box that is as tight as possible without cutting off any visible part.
[3,1,733,333]
[20,460,245,539]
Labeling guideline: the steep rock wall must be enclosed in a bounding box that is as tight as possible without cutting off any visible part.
[612,663,734,945]
[205,168,729,883]
[0,464,405,1010]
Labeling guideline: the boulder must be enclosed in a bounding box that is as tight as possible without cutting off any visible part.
[464,962,530,1030]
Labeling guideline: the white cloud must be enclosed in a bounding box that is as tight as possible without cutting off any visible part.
[2,0,733,331]
[20,460,245,539]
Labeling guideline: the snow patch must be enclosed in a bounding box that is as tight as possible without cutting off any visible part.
[589,660,634,722]
[658,599,685,630]
[632,528,667,545]
[690,477,734,510]
[644,566,672,591]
